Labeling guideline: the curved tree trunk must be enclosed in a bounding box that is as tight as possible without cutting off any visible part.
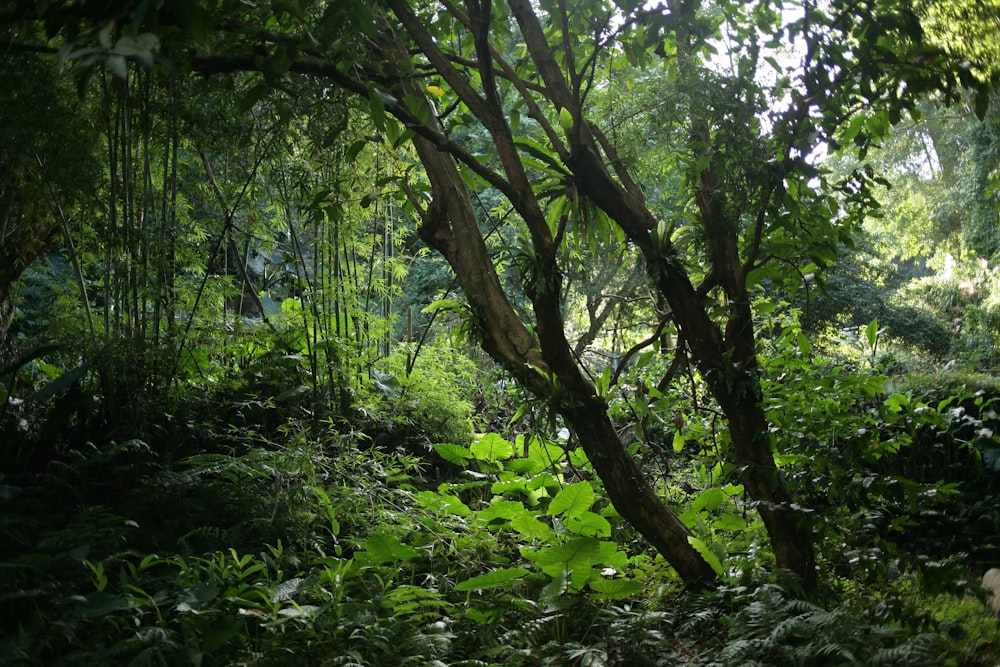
[505,0,817,589]
[408,121,718,588]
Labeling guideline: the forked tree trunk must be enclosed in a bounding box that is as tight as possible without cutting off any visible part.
[408,125,718,588]
[372,0,815,590]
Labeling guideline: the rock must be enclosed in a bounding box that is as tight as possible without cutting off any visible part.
[983,568,1000,616]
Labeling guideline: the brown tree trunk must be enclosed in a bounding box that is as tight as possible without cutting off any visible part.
[371,13,716,584]
[375,0,808,590]
[408,125,717,587]
[722,381,817,591]
[508,0,819,590]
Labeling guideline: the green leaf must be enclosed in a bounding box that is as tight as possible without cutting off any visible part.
[884,392,910,413]
[714,513,748,531]
[345,138,367,162]
[471,433,514,462]
[1,343,61,383]
[865,318,879,349]
[527,437,567,468]
[506,457,544,475]
[687,536,724,576]
[755,300,779,316]
[28,364,86,403]
[672,429,686,453]
[588,578,644,599]
[368,89,386,132]
[568,448,590,467]
[797,331,810,356]
[434,443,474,466]
[514,137,570,176]
[539,570,574,609]
[422,298,466,314]
[558,106,573,133]
[491,475,529,495]
[548,481,595,518]
[691,488,727,512]
[532,537,602,579]
[416,490,472,516]
[237,82,269,114]
[73,591,129,619]
[271,577,307,603]
[370,370,401,397]
[454,566,531,591]
[362,534,420,564]
[510,515,553,539]
[563,511,611,537]
[477,499,525,523]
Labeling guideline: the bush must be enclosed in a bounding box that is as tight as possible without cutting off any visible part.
[355,344,476,458]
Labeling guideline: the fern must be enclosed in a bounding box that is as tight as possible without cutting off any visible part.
[383,584,454,623]
[714,584,945,667]
[869,632,941,666]
[498,612,564,648]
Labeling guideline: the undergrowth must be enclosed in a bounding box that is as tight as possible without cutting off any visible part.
[2,422,999,666]
[2,332,1000,665]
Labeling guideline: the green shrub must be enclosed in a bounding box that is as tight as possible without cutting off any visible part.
[355,344,476,457]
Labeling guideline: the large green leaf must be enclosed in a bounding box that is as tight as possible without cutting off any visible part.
[691,488,727,513]
[27,364,86,403]
[688,536,724,576]
[510,515,553,539]
[588,578,644,600]
[477,499,526,523]
[416,490,472,516]
[454,566,531,591]
[527,437,567,468]
[547,481,594,518]
[471,433,514,462]
[361,534,420,564]
[563,510,611,537]
[434,443,474,466]
[531,537,602,579]
[505,458,544,475]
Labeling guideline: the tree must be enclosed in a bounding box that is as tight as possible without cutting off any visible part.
[3,0,995,591]
[0,31,100,309]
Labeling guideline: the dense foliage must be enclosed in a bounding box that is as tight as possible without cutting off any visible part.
[2,0,1000,663]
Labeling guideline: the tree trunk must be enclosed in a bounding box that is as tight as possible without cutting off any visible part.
[407,124,717,587]
[373,8,716,582]
[723,383,817,591]
[382,0,814,590]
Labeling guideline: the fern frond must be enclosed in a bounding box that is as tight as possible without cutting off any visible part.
[869,632,941,666]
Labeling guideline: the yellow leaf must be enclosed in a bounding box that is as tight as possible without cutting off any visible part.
[427,85,445,96]
[558,107,573,132]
